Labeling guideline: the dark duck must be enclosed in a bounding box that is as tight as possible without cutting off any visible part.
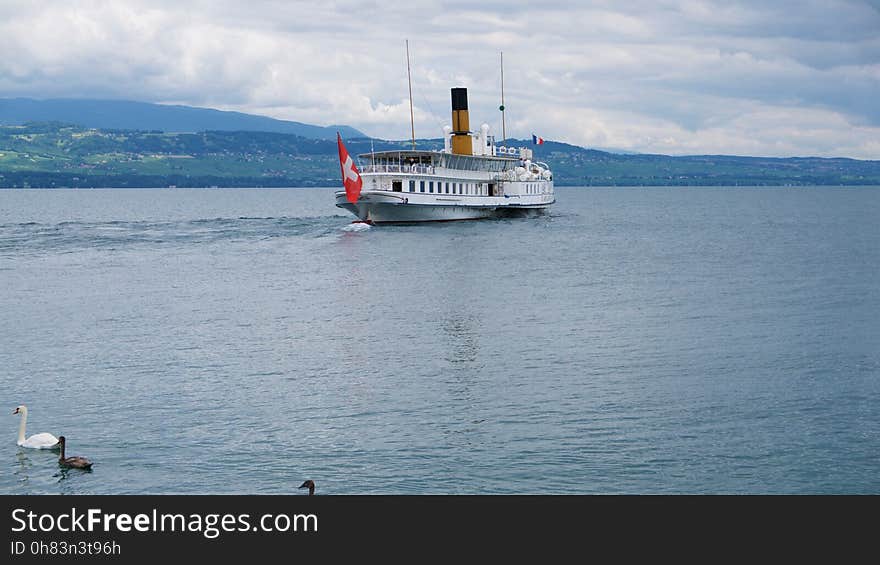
[57,436,93,469]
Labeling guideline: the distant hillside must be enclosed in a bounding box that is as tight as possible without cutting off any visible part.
[528,139,880,186]
[1,123,878,188]
[0,98,365,140]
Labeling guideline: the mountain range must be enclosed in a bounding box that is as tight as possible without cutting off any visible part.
[0,98,364,140]
[0,99,878,188]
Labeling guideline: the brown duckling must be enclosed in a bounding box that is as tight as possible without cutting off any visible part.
[57,436,92,469]
[299,480,315,495]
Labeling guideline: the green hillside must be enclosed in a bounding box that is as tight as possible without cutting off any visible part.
[1,122,878,188]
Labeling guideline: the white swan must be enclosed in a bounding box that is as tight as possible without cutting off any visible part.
[13,405,60,449]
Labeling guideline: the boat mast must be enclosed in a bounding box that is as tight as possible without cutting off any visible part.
[406,39,416,150]
[500,51,506,142]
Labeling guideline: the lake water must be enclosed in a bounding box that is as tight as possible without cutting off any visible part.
[1,186,878,494]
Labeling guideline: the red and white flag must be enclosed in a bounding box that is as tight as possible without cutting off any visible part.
[337,133,362,204]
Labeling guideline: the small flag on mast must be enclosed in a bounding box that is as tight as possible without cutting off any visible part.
[532,134,545,145]
[337,133,362,204]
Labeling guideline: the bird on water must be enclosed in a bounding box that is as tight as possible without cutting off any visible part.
[13,405,60,449]
[57,436,93,469]
[299,480,315,495]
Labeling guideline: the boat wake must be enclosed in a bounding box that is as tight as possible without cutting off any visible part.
[340,221,372,232]
[0,215,351,256]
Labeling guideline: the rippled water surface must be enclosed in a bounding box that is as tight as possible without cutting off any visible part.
[1,187,878,494]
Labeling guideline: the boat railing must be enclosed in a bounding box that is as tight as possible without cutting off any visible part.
[359,163,436,175]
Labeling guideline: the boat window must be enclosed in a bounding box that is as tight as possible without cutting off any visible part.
[429,181,434,193]
[409,180,415,192]
[420,181,425,192]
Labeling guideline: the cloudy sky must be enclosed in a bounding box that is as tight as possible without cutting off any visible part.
[1,0,878,158]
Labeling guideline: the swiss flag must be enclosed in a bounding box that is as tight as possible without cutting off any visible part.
[337,133,362,204]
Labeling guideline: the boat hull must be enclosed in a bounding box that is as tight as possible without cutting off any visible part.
[335,191,552,223]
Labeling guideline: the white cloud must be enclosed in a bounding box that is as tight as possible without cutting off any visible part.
[0,0,878,158]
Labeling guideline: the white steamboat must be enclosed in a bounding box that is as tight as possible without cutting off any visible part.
[335,87,554,223]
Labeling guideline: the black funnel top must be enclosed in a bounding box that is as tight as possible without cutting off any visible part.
[451,88,468,111]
